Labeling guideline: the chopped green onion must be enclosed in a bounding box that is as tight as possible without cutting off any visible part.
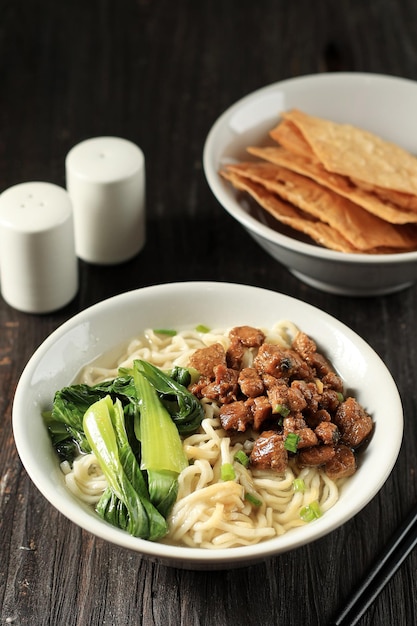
[234,449,250,468]
[300,501,322,522]
[293,478,306,493]
[245,492,262,507]
[337,392,344,402]
[273,404,290,417]
[195,324,211,333]
[284,432,300,453]
[153,329,177,336]
[221,463,236,482]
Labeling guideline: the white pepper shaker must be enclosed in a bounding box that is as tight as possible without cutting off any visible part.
[65,136,146,264]
[0,181,78,314]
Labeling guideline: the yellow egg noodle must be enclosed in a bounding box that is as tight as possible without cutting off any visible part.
[63,323,342,549]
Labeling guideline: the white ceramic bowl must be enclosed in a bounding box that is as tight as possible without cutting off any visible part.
[203,73,417,296]
[13,282,403,569]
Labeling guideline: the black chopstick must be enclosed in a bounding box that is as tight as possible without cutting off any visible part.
[330,500,417,625]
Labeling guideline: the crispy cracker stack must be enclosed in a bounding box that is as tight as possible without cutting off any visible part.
[220,109,417,253]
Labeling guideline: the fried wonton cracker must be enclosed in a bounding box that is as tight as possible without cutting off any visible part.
[351,178,417,212]
[248,146,417,224]
[269,119,317,161]
[270,115,417,212]
[220,169,359,252]
[224,161,417,251]
[281,109,417,196]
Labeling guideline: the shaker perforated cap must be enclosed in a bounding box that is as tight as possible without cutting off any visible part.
[65,136,146,264]
[0,181,78,313]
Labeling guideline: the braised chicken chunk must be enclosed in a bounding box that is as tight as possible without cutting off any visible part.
[220,401,253,432]
[227,325,266,369]
[254,343,313,381]
[189,342,226,377]
[189,325,373,480]
[238,367,264,398]
[199,364,239,404]
[334,397,373,448]
[325,445,357,479]
[250,430,288,472]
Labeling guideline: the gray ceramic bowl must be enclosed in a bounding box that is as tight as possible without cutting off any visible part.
[203,73,417,296]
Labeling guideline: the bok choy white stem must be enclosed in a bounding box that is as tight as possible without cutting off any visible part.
[83,395,167,540]
[133,361,188,518]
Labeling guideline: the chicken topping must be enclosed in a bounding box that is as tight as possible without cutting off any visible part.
[250,430,288,472]
[189,326,373,480]
[189,342,226,377]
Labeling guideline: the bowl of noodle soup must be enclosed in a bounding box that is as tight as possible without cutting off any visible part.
[13,282,403,569]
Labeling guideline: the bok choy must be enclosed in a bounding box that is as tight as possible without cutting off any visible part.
[133,362,188,518]
[84,395,167,540]
[44,359,205,541]
[133,360,204,434]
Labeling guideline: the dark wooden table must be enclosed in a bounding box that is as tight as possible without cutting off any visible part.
[1,1,417,624]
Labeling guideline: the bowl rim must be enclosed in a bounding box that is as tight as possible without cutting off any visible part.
[203,71,417,265]
[12,281,404,566]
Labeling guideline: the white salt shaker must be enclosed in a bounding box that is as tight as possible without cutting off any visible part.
[65,136,146,264]
[0,182,78,314]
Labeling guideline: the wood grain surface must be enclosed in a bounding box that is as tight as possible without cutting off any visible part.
[1,1,417,624]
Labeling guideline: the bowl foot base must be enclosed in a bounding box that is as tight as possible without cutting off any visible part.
[291,270,413,297]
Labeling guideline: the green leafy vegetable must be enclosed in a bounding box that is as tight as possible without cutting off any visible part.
[47,384,108,456]
[133,361,188,517]
[172,365,201,386]
[168,365,192,387]
[42,411,81,462]
[84,395,167,540]
[46,375,140,462]
[134,359,204,435]
[44,359,206,539]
